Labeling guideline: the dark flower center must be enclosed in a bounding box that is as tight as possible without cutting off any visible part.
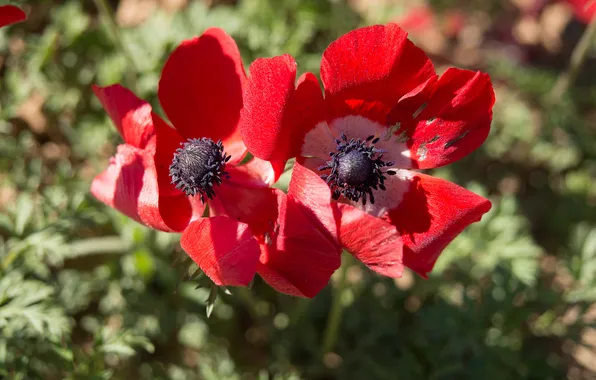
[336,150,374,185]
[319,134,397,205]
[169,138,231,203]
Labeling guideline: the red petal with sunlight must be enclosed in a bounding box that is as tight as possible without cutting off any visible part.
[385,172,491,277]
[92,84,156,149]
[181,216,261,287]
[335,203,404,278]
[91,145,145,223]
[91,143,199,232]
[321,23,435,109]
[241,55,296,162]
[388,68,495,169]
[241,55,325,163]
[258,191,341,298]
[158,28,246,146]
[0,5,26,28]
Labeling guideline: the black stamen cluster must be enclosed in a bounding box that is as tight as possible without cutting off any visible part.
[169,138,231,203]
[319,134,397,205]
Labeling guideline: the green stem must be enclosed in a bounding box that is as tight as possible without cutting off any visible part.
[320,254,350,356]
[547,14,596,103]
[92,0,138,88]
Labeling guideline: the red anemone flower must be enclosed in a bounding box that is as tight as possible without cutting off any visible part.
[92,28,340,297]
[0,5,26,28]
[240,23,495,279]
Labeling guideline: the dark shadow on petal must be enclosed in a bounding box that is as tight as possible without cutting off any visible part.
[386,176,431,244]
[208,184,280,237]
[157,193,193,232]
[113,154,145,223]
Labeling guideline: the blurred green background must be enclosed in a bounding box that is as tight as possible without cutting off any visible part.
[1,0,596,379]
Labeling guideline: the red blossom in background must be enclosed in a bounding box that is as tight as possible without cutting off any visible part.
[0,5,26,28]
[92,28,340,297]
[241,23,495,279]
[397,5,465,39]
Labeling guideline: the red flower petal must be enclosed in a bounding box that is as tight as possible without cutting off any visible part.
[152,116,185,197]
[91,144,145,222]
[158,28,247,149]
[287,161,339,242]
[320,23,435,110]
[0,5,26,28]
[334,203,404,278]
[384,171,491,277]
[91,143,201,232]
[208,183,280,237]
[241,55,296,162]
[92,84,156,149]
[257,191,341,298]
[388,68,495,169]
[222,138,249,166]
[227,157,279,188]
[241,55,325,162]
[181,216,261,287]
[289,71,327,151]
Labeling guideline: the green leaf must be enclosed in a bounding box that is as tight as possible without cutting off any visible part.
[14,194,34,236]
[206,283,218,318]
